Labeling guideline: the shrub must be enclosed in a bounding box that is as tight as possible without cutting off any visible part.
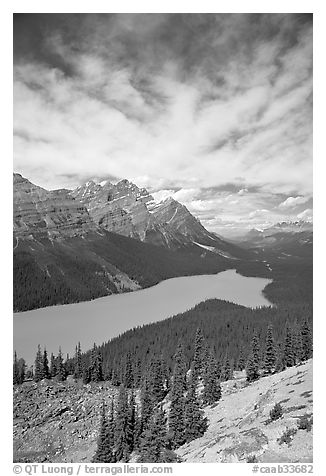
[277,427,297,445]
[247,455,258,463]
[269,402,283,421]
[297,414,313,432]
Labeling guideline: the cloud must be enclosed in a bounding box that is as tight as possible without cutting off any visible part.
[13,14,313,229]
[279,196,310,208]
[297,208,313,221]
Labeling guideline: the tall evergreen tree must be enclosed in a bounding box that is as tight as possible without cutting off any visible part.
[56,347,67,381]
[92,401,115,463]
[301,320,313,361]
[34,345,43,382]
[237,346,246,371]
[74,342,83,379]
[138,405,175,463]
[13,351,20,385]
[246,331,260,382]
[124,352,134,388]
[221,354,233,381]
[184,378,208,443]
[126,390,137,454]
[114,385,130,462]
[168,342,187,448]
[91,344,103,382]
[283,325,296,367]
[191,327,206,382]
[263,325,277,373]
[50,352,57,378]
[203,351,222,405]
[149,358,166,403]
[42,348,50,379]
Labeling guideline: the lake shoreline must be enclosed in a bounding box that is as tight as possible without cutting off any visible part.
[14,269,272,365]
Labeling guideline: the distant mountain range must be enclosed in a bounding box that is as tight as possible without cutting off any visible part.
[13,173,313,311]
[13,173,247,311]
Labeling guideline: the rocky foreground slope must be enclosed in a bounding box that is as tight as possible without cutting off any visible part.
[177,359,313,463]
[13,360,312,464]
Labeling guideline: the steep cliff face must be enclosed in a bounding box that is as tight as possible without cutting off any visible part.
[71,179,153,240]
[13,173,96,240]
[70,180,231,251]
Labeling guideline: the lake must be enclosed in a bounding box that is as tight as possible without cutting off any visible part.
[13,269,272,364]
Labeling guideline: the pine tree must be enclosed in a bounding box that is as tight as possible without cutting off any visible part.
[138,370,156,439]
[301,320,313,361]
[237,346,246,371]
[124,352,134,388]
[13,351,20,385]
[91,344,103,382]
[74,342,83,379]
[192,327,206,382]
[50,352,57,378]
[92,401,115,463]
[34,345,43,382]
[246,332,260,382]
[149,358,166,403]
[138,405,175,463]
[184,378,208,443]
[56,348,67,381]
[126,390,137,454]
[114,385,130,462]
[263,325,276,373]
[203,351,222,405]
[283,325,296,367]
[168,342,187,448]
[42,348,50,379]
[13,352,19,384]
[221,354,233,381]
[17,357,25,384]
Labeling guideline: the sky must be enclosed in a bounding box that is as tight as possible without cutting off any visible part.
[13,13,313,236]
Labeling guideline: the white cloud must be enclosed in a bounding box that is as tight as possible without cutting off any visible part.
[297,208,313,221]
[279,196,310,208]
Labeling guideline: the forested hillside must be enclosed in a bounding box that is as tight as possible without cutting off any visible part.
[14,231,229,312]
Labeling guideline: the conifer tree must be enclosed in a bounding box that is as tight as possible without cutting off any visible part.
[283,325,296,367]
[91,344,103,382]
[92,401,115,463]
[138,405,175,463]
[263,325,277,373]
[192,327,206,382]
[184,378,208,443]
[203,351,222,405]
[73,342,82,379]
[42,348,50,379]
[13,351,20,385]
[34,345,43,382]
[50,352,57,378]
[221,354,233,381]
[149,358,166,403]
[17,357,25,384]
[168,342,187,448]
[138,370,155,439]
[124,352,134,388]
[237,346,246,371]
[292,328,303,363]
[126,390,137,454]
[56,347,67,381]
[114,385,130,462]
[301,320,313,361]
[246,332,260,382]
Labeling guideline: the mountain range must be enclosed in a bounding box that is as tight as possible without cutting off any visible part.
[13,173,313,312]
[13,173,246,312]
